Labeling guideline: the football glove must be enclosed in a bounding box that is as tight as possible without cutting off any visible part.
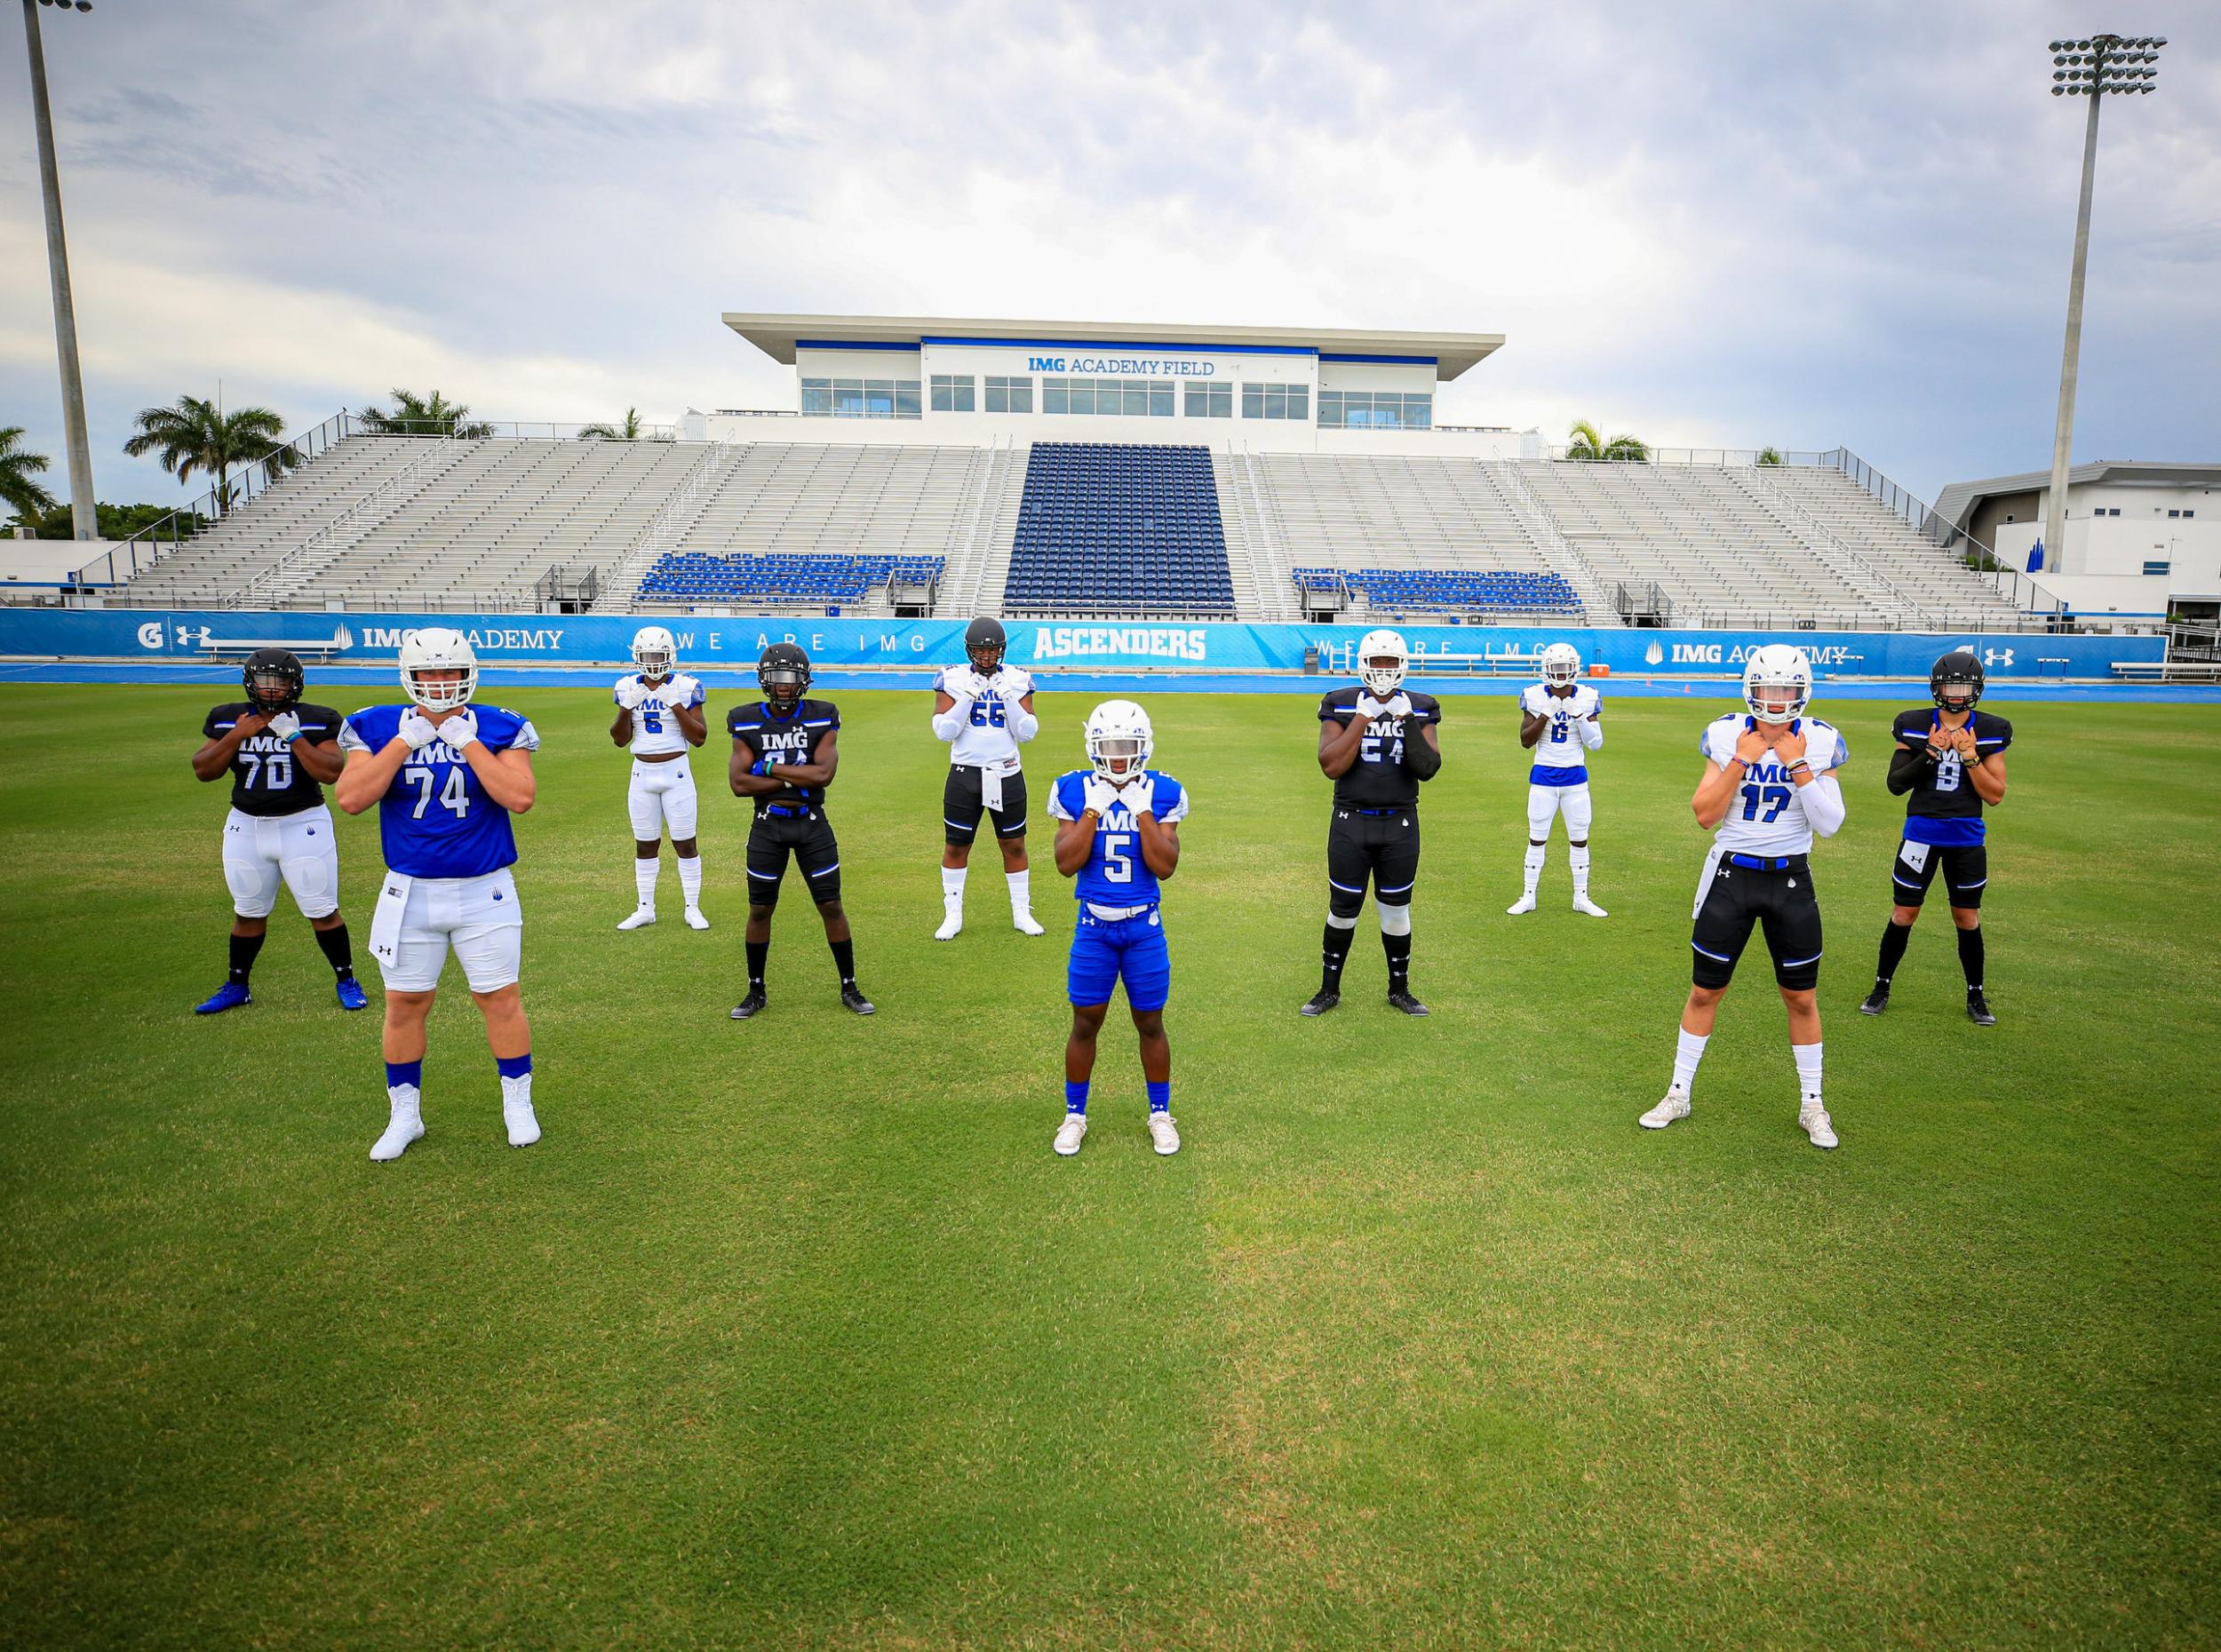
[441,707,481,750]
[617,677,649,710]
[266,711,302,741]
[398,710,440,751]
[1127,774,1157,818]
[997,669,1032,704]
[1354,693,1384,721]
[1081,775,1118,818]
[1384,691,1413,719]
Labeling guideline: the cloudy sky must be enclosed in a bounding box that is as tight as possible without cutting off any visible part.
[3,0,2216,508]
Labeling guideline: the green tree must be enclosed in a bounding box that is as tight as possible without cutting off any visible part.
[21,500,197,541]
[1756,446,1784,465]
[578,407,647,440]
[356,389,493,440]
[1,426,60,525]
[1564,418,1650,462]
[123,396,298,511]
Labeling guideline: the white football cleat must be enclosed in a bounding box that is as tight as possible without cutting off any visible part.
[683,906,710,930]
[1572,895,1609,917]
[1147,1112,1182,1156]
[934,903,963,941]
[1799,1100,1838,1150]
[1639,1089,1692,1130]
[1506,894,1538,916]
[1012,909,1045,936]
[504,1094,541,1148]
[370,1111,425,1162]
[1053,1113,1088,1156]
[617,906,657,931]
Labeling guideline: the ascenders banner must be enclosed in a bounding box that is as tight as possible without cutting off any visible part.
[0,608,2162,680]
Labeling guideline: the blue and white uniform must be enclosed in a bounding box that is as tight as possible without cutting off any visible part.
[339,703,540,992]
[617,671,705,838]
[1519,681,1603,838]
[1047,769,1190,1011]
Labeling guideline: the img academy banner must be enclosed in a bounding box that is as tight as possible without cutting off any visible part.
[0,608,2162,681]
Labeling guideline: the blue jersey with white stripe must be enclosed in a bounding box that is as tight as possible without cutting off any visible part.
[1047,769,1190,906]
[339,703,539,878]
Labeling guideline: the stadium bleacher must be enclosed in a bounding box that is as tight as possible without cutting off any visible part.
[1002,443,1234,616]
[1292,565,1582,617]
[635,551,943,606]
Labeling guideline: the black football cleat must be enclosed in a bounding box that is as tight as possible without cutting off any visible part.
[1859,983,1891,1016]
[840,983,876,1016]
[1386,989,1430,1017]
[1966,989,1996,1027]
[1299,989,1340,1017]
[729,989,767,1021]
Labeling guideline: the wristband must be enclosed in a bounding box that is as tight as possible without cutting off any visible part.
[283,730,305,745]
[1786,758,1811,776]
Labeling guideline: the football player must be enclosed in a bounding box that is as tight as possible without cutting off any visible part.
[1303,628,1443,1017]
[928,616,1044,939]
[1047,700,1187,1157]
[610,623,710,932]
[1508,639,1608,917]
[336,628,541,1161]
[1861,650,2011,1025]
[1642,644,1849,1149]
[727,642,872,1019]
[189,647,366,1013]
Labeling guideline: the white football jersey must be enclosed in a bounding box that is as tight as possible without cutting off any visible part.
[934,663,1034,769]
[616,671,705,757]
[1700,713,1849,855]
[1520,682,1601,771]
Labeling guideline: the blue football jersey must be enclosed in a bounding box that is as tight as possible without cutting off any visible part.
[1047,769,1190,905]
[339,703,540,878]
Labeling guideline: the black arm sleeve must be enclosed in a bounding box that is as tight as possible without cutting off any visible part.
[1404,730,1443,781]
[1886,743,1932,796]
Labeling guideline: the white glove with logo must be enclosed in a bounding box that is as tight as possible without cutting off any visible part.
[1081,775,1118,818]
[617,677,649,711]
[1384,692,1413,719]
[398,710,439,751]
[998,671,1031,707]
[1127,774,1158,818]
[266,711,302,741]
[1354,693,1384,721]
[440,707,481,751]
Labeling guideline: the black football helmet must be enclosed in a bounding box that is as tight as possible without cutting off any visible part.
[759,642,811,714]
[965,616,1007,674]
[1930,650,1985,713]
[243,647,305,712]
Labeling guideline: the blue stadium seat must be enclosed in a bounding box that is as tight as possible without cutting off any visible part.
[1005,442,1233,616]
[636,550,945,605]
[1288,565,1581,616]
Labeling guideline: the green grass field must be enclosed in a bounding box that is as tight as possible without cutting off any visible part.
[2,682,2217,1649]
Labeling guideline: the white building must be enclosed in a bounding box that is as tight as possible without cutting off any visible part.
[689,314,1540,458]
[1934,460,2220,622]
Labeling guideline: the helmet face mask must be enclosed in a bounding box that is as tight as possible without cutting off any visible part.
[632,624,677,682]
[243,647,304,712]
[965,616,1007,675]
[1930,650,1985,714]
[1742,643,1813,726]
[1356,627,1407,698]
[399,628,478,712]
[759,643,811,713]
[1540,640,1581,689]
[1085,699,1153,783]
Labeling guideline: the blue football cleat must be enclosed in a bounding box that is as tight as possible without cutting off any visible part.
[336,976,370,1012]
[195,981,252,1015]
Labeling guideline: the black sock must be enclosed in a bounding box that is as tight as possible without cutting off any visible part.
[314,923,354,981]
[1382,930,1412,993]
[830,937,856,986]
[227,931,265,985]
[745,940,768,990]
[1957,925,1985,991]
[1875,918,1913,988]
[1319,922,1356,992]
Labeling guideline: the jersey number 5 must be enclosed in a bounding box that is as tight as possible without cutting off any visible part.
[404,765,471,821]
[1100,830,1134,883]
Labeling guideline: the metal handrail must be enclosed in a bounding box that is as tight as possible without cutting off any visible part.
[220,428,460,608]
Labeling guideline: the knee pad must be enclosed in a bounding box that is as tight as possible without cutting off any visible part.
[1379,902,1412,937]
[282,854,337,917]
[1327,886,1365,922]
[1325,909,1359,931]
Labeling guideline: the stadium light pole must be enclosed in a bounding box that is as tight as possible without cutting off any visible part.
[2040,32,2164,579]
[20,0,99,543]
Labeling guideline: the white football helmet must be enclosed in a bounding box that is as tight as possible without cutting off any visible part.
[399,627,478,712]
[1742,643,1813,725]
[1085,699,1153,783]
[1356,628,1408,697]
[631,623,677,680]
[1540,640,1581,687]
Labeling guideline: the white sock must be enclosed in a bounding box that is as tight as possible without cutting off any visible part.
[678,854,703,909]
[633,857,659,909]
[1007,869,1031,914]
[1671,1028,1708,1093]
[942,865,967,906]
[1570,846,1591,898]
[1793,1041,1823,1102]
[1522,844,1546,897]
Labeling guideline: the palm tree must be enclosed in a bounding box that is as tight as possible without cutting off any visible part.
[1,427,60,524]
[356,389,493,440]
[1756,446,1784,466]
[578,407,646,440]
[1564,418,1650,463]
[123,396,298,511]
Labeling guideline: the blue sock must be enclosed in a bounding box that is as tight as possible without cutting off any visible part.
[1064,1079,1088,1116]
[385,1060,423,1091]
[1147,1080,1170,1114]
[496,1052,532,1080]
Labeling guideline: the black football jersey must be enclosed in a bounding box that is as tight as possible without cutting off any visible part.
[729,697,841,806]
[1892,708,2013,843]
[203,702,343,818]
[1318,686,1442,809]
